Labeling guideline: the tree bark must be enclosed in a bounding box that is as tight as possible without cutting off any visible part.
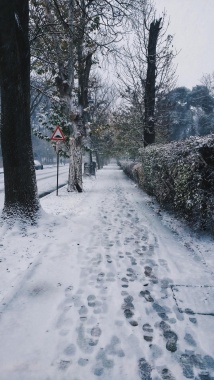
[67,137,82,192]
[0,0,40,221]
[144,18,162,147]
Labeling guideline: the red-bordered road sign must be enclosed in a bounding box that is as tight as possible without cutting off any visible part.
[51,126,65,141]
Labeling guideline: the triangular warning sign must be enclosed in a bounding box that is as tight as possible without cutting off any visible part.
[51,126,65,141]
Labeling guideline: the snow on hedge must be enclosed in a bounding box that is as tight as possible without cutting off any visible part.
[120,134,214,233]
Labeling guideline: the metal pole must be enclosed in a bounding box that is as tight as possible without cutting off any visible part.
[56,151,59,196]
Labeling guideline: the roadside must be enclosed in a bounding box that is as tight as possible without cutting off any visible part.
[0,164,213,380]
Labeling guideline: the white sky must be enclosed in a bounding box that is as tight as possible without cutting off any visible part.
[155,0,214,89]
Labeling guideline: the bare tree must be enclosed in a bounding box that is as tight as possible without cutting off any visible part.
[116,1,176,150]
[88,74,118,167]
[144,18,162,146]
[30,0,141,191]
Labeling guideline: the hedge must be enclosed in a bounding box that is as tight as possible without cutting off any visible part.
[119,134,214,234]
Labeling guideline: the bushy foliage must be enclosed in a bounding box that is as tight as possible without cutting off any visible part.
[120,161,144,187]
[120,134,214,233]
[161,86,214,141]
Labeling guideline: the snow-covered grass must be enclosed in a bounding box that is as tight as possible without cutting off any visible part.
[41,175,97,217]
[0,175,97,310]
[0,165,213,380]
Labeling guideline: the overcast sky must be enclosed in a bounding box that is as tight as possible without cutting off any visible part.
[154,0,214,89]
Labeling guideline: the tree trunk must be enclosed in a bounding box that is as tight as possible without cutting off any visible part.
[0,0,40,221]
[42,0,81,192]
[95,151,101,170]
[67,137,83,192]
[76,27,94,177]
[83,149,91,176]
[144,18,162,147]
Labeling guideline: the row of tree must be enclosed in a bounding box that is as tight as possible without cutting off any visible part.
[110,79,214,159]
[31,0,153,190]
[1,0,162,221]
[31,0,177,167]
[163,83,214,141]
[4,0,210,221]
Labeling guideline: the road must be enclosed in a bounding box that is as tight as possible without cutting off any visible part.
[35,165,69,197]
[0,165,69,201]
[0,164,213,379]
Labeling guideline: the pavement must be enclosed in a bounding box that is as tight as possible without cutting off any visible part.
[0,163,213,380]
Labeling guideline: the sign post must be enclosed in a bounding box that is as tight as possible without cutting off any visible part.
[50,126,66,196]
[56,142,60,196]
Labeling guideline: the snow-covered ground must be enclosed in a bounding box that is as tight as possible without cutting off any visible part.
[0,163,213,380]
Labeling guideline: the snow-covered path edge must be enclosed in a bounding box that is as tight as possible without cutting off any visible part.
[0,164,213,380]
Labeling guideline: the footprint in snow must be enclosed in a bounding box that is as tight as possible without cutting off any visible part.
[159,321,178,353]
[204,355,214,370]
[197,371,213,380]
[87,295,96,307]
[153,303,171,321]
[91,326,102,338]
[148,245,155,254]
[139,290,154,303]
[189,317,197,324]
[122,295,134,319]
[138,358,152,380]
[97,272,105,282]
[160,278,172,289]
[143,323,153,342]
[93,336,125,376]
[78,358,89,367]
[129,320,138,326]
[64,344,76,356]
[123,295,135,309]
[94,367,104,376]
[122,295,138,325]
[79,305,88,322]
[144,266,158,283]
[191,353,206,370]
[77,325,99,354]
[126,267,137,281]
[161,368,176,380]
[180,353,194,378]
[150,344,163,360]
[158,259,170,272]
[106,254,112,263]
[184,333,197,347]
[106,272,116,282]
[124,307,134,319]
[130,256,137,265]
[121,277,129,288]
[58,360,71,371]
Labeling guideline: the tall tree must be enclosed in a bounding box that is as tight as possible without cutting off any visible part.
[144,18,162,146]
[30,0,142,190]
[116,3,176,153]
[0,0,40,221]
[88,75,118,166]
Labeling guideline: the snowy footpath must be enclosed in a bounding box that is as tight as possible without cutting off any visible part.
[0,163,214,380]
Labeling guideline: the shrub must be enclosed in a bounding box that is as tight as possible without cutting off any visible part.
[120,134,214,234]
